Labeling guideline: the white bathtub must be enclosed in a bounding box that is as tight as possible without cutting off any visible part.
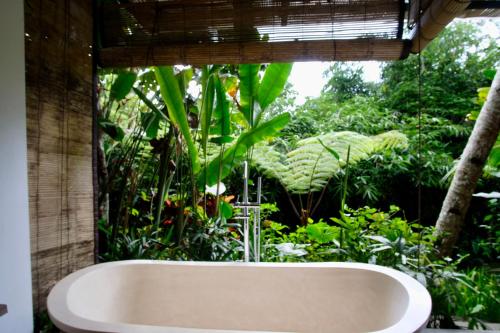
[47,260,431,333]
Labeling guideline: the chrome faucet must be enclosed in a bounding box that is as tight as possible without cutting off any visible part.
[233,161,262,262]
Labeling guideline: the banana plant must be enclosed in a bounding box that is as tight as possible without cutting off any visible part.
[198,113,291,187]
[200,73,216,155]
[211,75,232,145]
[196,63,293,189]
[238,63,293,127]
[133,65,292,222]
[154,66,201,174]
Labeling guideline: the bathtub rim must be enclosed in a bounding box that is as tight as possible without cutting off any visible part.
[47,260,431,333]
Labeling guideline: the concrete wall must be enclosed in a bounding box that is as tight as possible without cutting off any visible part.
[0,1,34,332]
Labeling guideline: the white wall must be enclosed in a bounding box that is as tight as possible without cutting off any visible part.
[0,0,34,332]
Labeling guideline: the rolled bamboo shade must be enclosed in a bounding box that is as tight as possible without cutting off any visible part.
[100,39,411,66]
[98,0,408,66]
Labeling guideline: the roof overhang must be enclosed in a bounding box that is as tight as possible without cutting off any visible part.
[96,0,499,67]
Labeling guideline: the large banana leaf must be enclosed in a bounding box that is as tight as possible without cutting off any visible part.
[154,66,200,174]
[238,64,260,126]
[200,74,215,154]
[256,63,293,116]
[198,113,290,187]
[214,76,231,141]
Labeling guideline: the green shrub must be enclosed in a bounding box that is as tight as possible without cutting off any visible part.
[262,205,432,264]
[428,265,500,329]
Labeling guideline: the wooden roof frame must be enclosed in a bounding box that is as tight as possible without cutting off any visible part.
[409,0,471,53]
[97,0,499,67]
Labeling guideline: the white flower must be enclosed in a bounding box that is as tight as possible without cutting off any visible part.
[205,182,226,196]
[275,243,308,257]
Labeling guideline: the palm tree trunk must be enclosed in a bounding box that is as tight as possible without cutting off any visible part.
[435,69,500,257]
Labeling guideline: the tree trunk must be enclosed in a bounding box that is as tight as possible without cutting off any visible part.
[435,69,500,257]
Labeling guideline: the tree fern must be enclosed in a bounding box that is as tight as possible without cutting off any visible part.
[253,130,408,194]
[372,130,409,151]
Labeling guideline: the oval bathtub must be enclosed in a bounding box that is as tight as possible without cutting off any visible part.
[47,261,431,333]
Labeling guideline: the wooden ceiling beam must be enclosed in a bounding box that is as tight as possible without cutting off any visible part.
[98,39,411,68]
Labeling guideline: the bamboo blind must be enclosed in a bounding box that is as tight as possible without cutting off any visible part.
[25,0,95,313]
[100,39,411,66]
[98,0,408,66]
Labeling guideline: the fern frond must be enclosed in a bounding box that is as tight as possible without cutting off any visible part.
[253,130,408,194]
[372,130,409,151]
[252,143,288,181]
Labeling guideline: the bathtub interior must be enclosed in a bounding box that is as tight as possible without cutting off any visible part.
[66,263,410,333]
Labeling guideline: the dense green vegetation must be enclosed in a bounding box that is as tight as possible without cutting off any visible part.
[95,21,499,329]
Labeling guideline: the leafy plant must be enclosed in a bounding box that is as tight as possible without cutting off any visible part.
[238,63,293,127]
[97,63,294,256]
[154,66,200,174]
[198,113,290,187]
[262,205,428,263]
[426,262,500,329]
[456,268,500,326]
